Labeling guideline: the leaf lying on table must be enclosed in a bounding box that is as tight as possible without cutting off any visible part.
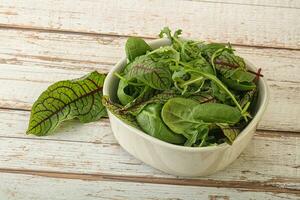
[27,71,107,136]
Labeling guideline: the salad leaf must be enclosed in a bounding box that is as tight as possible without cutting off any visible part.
[161,98,242,134]
[117,79,138,105]
[102,96,140,129]
[125,37,151,61]
[126,55,172,90]
[27,71,107,136]
[217,123,240,144]
[137,103,186,144]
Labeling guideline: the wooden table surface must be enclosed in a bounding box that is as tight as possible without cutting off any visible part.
[0,0,299,199]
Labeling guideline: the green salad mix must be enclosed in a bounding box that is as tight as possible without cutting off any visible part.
[27,27,261,147]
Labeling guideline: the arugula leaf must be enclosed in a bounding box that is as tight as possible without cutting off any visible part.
[27,71,107,136]
[183,124,209,147]
[159,27,203,62]
[147,46,180,64]
[159,27,173,39]
[183,65,244,112]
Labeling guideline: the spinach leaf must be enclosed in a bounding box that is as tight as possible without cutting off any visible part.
[126,55,172,90]
[126,37,151,61]
[122,85,155,109]
[27,71,107,136]
[117,79,139,105]
[161,98,242,135]
[136,104,186,144]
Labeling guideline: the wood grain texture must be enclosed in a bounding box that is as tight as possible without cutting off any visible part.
[0,0,299,49]
[1,173,298,200]
[187,0,300,8]
[0,1,299,197]
[0,29,299,131]
[0,109,115,144]
[0,110,299,192]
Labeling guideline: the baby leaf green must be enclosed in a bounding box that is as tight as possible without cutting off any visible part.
[125,37,151,61]
[137,104,186,144]
[117,79,138,105]
[126,55,172,90]
[161,98,242,134]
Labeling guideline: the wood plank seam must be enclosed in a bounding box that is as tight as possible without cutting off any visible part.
[0,129,298,146]
[185,0,300,9]
[0,24,299,51]
[0,168,299,195]
[0,135,119,145]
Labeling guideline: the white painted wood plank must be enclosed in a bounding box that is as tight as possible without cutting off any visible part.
[0,29,299,131]
[0,109,115,144]
[0,0,299,48]
[0,128,299,190]
[1,172,298,200]
[188,0,300,8]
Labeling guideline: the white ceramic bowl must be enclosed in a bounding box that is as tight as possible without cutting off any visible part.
[103,38,269,176]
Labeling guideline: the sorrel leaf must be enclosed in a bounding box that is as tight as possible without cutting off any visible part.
[27,71,107,136]
[126,55,172,90]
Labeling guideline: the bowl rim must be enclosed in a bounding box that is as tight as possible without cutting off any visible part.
[103,38,270,152]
